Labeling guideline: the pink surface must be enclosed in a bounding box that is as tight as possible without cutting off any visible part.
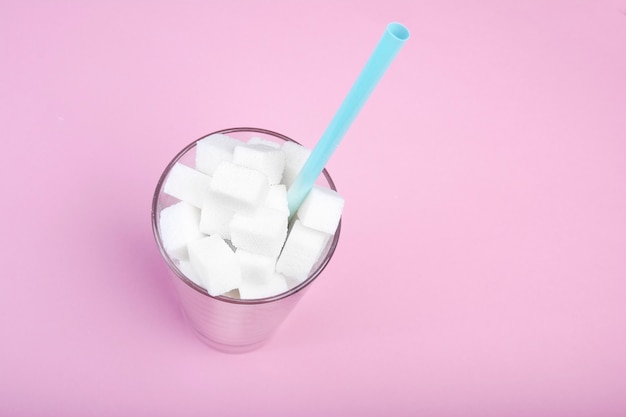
[1,1,625,416]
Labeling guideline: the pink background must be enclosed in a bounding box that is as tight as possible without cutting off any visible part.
[1,1,625,416]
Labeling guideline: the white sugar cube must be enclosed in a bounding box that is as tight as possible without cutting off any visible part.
[188,235,242,296]
[276,220,330,283]
[232,144,285,185]
[235,249,276,285]
[281,141,311,188]
[264,184,288,215]
[296,186,344,234]
[247,136,281,149]
[239,272,289,300]
[163,163,211,208]
[177,260,203,287]
[199,190,237,239]
[159,201,205,260]
[210,161,270,209]
[230,207,288,258]
[195,133,241,176]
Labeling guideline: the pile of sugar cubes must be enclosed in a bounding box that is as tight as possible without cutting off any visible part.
[158,133,344,299]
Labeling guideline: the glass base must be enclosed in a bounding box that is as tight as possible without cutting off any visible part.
[189,324,272,353]
[177,304,274,353]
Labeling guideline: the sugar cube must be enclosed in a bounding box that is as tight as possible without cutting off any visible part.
[195,133,240,176]
[199,190,237,239]
[163,163,211,208]
[264,184,289,215]
[188,235,242,296]
[158,201,205,260]
[210,161,270,210]
[232,144,285,185]
[230,207,288,258]
[177,260,203,287]
[296,185,344,234]
[247,136,281,149]
[275,220,330,283]
[281,141,311,189]
[235,249,276,285]
[238,272,289,300]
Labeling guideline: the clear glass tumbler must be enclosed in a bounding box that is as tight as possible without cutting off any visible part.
[151,127,341,353]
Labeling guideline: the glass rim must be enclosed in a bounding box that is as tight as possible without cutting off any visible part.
[151,127,341,305]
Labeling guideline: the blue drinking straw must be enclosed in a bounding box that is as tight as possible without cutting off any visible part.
[287,22,410,217]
